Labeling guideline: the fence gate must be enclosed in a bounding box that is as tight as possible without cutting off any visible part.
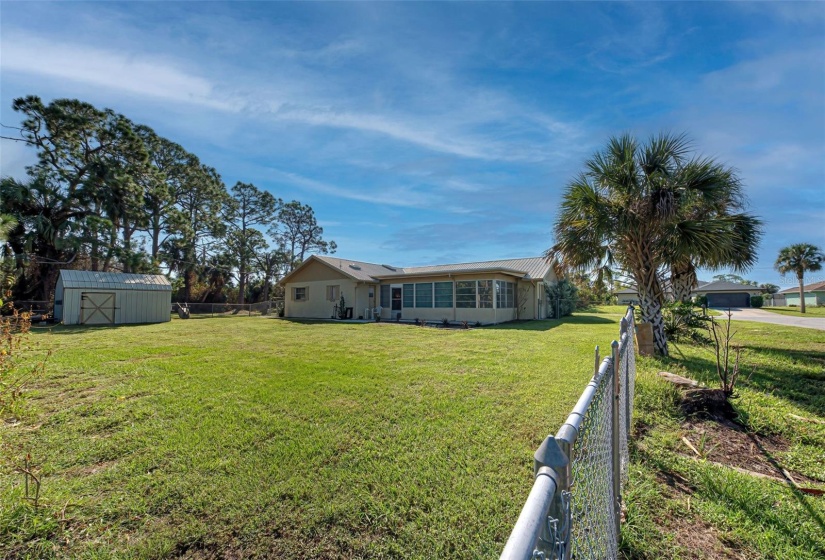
[80,292,116,325]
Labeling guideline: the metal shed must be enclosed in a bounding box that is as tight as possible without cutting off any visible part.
[54,270,172,325]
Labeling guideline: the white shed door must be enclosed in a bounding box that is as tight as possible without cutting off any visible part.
[80,292,116,324]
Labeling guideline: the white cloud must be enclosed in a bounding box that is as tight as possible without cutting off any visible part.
[1,32,237,111]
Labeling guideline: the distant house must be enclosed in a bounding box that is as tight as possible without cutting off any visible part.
[613,280,766,308]
[692,280,764,308]
[779,280,825,307]
[615,287,640,305]
[55,270,172,325]
[278,255,557,323]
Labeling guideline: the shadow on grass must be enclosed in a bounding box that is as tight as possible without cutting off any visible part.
[637,446,825,559]
[481,315,616,331]
[656,341,825,422]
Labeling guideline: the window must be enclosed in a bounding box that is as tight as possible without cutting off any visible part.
[478,280,493,308]
[496,281,515,308]
[434,282,453,308]
[403,284,414,307]
[326,285,340,301]
[456,281,476,308]
[293,287,307,301]
[415,283,433,308]
[380,284,391,307]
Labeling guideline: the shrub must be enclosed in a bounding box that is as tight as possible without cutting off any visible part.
[750,295,764,308]
[693,294,708,307]
[662,302,710,344]
[545,279,578,318]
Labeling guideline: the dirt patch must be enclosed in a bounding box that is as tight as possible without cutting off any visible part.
[680,387,737,421]
[679,418,822,485]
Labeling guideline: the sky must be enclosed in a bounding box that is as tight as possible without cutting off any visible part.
[1,1,823,287]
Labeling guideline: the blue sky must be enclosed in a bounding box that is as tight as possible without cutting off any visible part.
[1,1,823,286]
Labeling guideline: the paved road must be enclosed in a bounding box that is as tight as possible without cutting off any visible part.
[713,307,825,331]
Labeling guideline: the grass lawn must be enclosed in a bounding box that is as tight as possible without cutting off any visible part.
[1,311,625,559]
[622,320,825,559]
[762,306,825,317]
[3,307,823,559]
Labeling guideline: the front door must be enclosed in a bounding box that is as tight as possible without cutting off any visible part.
[80,292,116,324]
[391,287,402,313]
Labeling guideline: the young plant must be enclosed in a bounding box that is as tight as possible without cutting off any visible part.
[706,310,743,398]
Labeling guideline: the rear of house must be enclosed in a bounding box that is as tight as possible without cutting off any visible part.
[279,256,557,324]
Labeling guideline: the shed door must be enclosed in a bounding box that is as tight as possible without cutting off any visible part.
[80,292,116,324]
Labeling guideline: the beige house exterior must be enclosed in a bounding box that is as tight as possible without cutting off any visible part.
[279,255,557,324]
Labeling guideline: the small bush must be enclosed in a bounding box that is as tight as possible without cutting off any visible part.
[545,279,577,318]
[750,295,764,308]
[693,294,708,307]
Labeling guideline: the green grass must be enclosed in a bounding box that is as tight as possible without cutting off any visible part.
[622,320,825,559]
[1,312,623,559]
[4,308,823,559]
[762,306,825,317]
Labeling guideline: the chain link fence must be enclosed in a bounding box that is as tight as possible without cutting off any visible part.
[501,306,636,560]
[171,301,281,319]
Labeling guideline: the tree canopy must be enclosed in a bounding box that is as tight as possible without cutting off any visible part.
[547,133,762,356]
[0,96,335,303]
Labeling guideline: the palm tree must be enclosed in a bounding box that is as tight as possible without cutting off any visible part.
[775,243,824,313]
[548,133,758,356]
[666,161,762,302]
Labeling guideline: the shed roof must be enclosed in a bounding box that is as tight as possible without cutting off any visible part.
[58,270,172,291]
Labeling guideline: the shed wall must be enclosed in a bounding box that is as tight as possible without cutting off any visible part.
[61,288,171,325]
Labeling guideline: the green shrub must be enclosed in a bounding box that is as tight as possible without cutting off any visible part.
[693,294,708,306]
[750,294,764,308]
[545,279,577,318]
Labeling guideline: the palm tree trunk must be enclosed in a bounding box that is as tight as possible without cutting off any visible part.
[799,275,806,314]
[634,250,669,356]
[670,261,696,303]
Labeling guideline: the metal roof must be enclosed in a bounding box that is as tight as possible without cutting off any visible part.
[780,280,825,294]
[58,270,172,291]
[385,257,552,280]
[295,255,552,282]
[311,256,404,282]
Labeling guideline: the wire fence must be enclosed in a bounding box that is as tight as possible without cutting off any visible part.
[171,300,283,319]
[501,306,636,560]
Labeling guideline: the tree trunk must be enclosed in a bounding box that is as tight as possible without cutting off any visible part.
[639,290,669,357]
[238,263,246,305]
[633,242,669,356]
[670,261,696,303]
[799,275,806,314]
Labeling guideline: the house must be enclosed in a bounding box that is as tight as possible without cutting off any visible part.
[278,255,557,323]
[779,280,825,307]
[692,280,764,308]
[615,287,640,305]
[54,270,172,325]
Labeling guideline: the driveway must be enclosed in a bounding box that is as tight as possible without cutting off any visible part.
[712,307,825,331]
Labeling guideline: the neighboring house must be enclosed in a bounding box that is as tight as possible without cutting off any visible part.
[54,270,172,325]
[692,280,764,308]
[615,287,640,305]
[278,255,557,323]
[779,280,825,307]
[613,281,687,305]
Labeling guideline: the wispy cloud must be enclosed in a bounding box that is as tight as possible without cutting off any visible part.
[0,32,237,111]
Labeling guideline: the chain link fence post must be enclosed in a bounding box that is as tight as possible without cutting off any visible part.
[610,340,622,540]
